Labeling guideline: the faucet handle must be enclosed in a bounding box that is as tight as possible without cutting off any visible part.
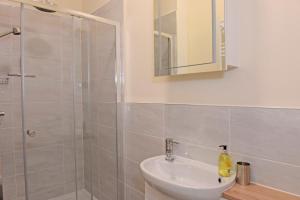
[165,138,179,145]
[165,138,179,150]
[165,138,179,161]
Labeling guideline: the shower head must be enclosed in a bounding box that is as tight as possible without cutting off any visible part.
[0,27,21,38]
[34,6,56,13]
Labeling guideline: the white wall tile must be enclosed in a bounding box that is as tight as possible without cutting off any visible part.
[125,103,164,138]
[98,125,117,154]
[100,175,118,200]
[125,131,164,163]
[0,152,15,178]
[173,142,219,165]
[166,105,230,148]
[233,153,300,195]
[124,103,300,196]
[0,128,14,153]
[125,159,145,194]
[24,57,61,81]
[2,176,17,200]
[13,79,61,102]
[125,185,144,200]
[231,107,300,166]
[98,102,117,128]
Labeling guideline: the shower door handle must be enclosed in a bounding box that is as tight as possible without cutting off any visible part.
[7,73,36,78]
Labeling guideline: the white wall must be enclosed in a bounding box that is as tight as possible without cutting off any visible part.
[82,0,111,13]
[124,0,300,108]
[32,0,109,13]
[29,0,82,11]
[55,0,82,10]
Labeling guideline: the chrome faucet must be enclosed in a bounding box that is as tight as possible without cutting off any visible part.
[165,138,179,161]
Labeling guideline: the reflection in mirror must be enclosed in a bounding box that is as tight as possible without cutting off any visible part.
[154,0,226,76]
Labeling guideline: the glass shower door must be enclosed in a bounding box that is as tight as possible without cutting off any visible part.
[0,1,120,199]
[19,3,119,200]
[80,17,119,200]
[21,4,82,200]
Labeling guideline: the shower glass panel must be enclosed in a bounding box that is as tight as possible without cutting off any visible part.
[0,0,119,199]
[0,1,22,200]
[80,17,118,200]
[22,4,82,200]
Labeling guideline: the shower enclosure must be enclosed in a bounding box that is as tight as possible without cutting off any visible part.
[0,0,121,200]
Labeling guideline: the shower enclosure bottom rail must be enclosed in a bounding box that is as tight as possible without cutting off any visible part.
[48,189,98,200]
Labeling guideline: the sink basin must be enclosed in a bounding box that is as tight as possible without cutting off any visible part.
[140,155,236,200]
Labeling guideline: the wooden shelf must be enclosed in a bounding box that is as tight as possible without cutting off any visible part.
[223,184,300,200]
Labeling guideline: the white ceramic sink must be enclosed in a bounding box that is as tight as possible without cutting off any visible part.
[140,155,236,200]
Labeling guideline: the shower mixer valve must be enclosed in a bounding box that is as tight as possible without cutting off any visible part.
[27,130,37,137]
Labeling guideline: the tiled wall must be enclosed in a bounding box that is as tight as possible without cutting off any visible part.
[123,103,164,200]
[81,19,118,200]
[93,0,123,22]
[86,2,124,200]
[124,103,300,199]
[0,3,84,200]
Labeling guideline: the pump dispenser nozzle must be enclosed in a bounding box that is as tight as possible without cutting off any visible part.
[219,145,227,150]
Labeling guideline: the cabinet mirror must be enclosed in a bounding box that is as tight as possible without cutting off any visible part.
[154,0,226,76]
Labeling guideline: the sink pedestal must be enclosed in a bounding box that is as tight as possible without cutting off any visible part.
[145,183,227,200]
[145,183,175,200]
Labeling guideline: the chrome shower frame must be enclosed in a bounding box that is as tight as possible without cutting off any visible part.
[4,1,123,200]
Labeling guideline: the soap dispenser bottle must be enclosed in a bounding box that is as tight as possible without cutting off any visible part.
[218,145,233,177]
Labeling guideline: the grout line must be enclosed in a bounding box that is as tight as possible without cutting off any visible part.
[122,102,128,200]
[232,152,300,168]
[124,183,145,196]
[124,157,140,166]
[125,129,165,140]
[162,134,220,152]
[126,102,300,111]
[162,103,166,142]
[235,151,300,167]
[12,142,65,152]
[95,123,117,130]
[228,107,232,150]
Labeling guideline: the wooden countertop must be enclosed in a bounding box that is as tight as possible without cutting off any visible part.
[223,184,300,200]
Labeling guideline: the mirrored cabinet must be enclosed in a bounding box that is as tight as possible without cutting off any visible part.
[154,0,226,76]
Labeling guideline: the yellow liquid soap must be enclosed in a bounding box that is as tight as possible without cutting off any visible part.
[218,145,233,177]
